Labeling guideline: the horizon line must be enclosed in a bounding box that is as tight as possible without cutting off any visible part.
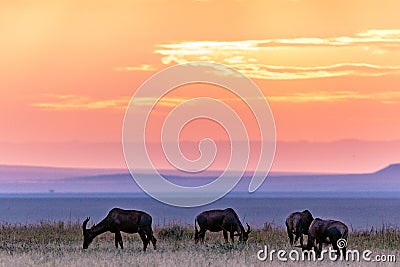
[1,162,398,176]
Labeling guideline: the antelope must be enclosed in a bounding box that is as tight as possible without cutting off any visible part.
[285,209,314,247]
[194,208,250,243]
[82,208,157,251]
[300,218,348,258]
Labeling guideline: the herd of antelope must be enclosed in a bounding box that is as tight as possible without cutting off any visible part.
[82,207,348,256]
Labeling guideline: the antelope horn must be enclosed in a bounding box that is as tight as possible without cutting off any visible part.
[246,223,251,233]
[82,217,90,233]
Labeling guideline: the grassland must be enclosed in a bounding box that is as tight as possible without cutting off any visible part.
[0,222,399,266]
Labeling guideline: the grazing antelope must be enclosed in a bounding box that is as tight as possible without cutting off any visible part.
[285,209,314,247]
[194,208,250,244]
[300,218,348,258]
[82,208,157,251]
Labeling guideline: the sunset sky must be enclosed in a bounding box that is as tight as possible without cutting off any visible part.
[0,0,399,173]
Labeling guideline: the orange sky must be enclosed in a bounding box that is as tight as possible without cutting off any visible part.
[0,0,399,171]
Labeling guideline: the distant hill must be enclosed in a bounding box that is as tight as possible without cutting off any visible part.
[0,164,307,182]
[373,163,400,176]
[0,165,126,182]
[1,163,400,193]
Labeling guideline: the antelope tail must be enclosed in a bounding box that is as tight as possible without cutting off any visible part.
[194,219,199,234]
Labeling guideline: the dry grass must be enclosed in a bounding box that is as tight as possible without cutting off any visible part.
[0,222,399,266]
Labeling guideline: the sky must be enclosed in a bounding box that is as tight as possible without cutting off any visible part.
[0,0,399,173]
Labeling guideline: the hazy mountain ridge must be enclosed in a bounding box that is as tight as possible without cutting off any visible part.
[373,163,400,176]
[0,164,126,181]
[0,163,399,193]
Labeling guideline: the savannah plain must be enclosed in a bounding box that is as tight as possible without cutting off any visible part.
[0,222,398,266]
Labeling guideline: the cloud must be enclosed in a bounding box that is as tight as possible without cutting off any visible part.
[153,29,400,80]
[32,88,400,112]
[131,97,191,107]
[218,90,400,104]
[156,29,400,52]
[115,64,156,72]
[32,95,194,111]
[267,91,400,104]
[32,94,130,110]
[112,30,400,79]
[230,63,400,80]
[253,30,400,49]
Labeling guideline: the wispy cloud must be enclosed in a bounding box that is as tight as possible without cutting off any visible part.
[153,29,400,80]
[115,64,156,72]
[230,63,400,80]
[143,91,400,105]
[131,97,191,107]
[32,94,130,110]
[268,91,400,104]
[32,95,194,111]
[31,89,400,111]
[156,29,400,53]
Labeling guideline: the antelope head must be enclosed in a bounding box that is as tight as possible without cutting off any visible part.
[82,217,94,249]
